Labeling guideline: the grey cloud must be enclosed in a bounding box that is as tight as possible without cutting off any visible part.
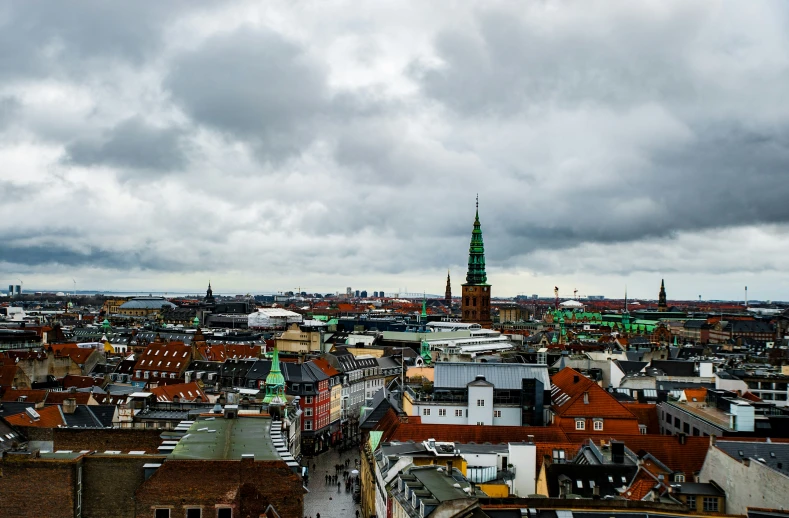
[166,27,330,162]
[0,1,212,80]
[64,117,188,173]
[0,243,184,272]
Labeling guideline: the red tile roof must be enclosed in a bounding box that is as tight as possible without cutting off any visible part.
[0,364,21,388]
[621,403,660,434]
[310,358,340,377]
[5,405,66,428]
[150,382,208,403]
[740,391,762,402]
[132,341,192,383]
[551,367,637,419]
[566,433,711,475]
[61,375,102,389]
[197,344,262,362]
[389,423,569,444]
[624,469,663,501]
[1,389,48,403]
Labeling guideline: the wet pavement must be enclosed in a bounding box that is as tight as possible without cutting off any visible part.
[302,447,361,518]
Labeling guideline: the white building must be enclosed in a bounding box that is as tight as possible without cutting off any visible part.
[403,362,551,426]
[247,308,302,329]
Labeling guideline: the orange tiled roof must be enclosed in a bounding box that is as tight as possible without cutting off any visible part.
[1,389,48,403]
[682,387,708,402]
[621,403,660,434]
[389,423,569,444]
[740,391,762,402]
[62,375,102,389]
[93,393,128,405]
[132,341,191,382]
[566,433,710,475]
[310,358,340,377]
[0,364,20,388]
[624,469,662,501]
[150,382,208,403]
[197,344,261,362]
[5,405,66,428]
[551,367,637,419]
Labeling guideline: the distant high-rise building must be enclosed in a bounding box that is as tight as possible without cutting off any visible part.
[346,287,352,299]
[380,290,384,298]
[14,285,21,296]
[658,279,667,312]
[360,290,368,298]
[445,270,452,306]
[355,290,360,298]
[461,196,492,328]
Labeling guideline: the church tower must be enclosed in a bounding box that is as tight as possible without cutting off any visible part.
[445,270,452,306]
[658,279,667,312]
[461,196,492,328]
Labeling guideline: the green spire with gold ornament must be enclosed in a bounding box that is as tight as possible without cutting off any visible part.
[262,346,286,404]
[421,295,427,319]
[465,195,488,285]
[192,315,200,328]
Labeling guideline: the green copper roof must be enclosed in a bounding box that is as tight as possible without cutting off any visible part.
[421,297,427,318]
[465,197,488,285]
[262,347,285,404]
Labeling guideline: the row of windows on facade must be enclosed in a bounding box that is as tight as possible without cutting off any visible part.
[137,370,178,379]
[684,496,720,512]
[464,296,488,307]
[155,508,233,518]
[421,408,504,418]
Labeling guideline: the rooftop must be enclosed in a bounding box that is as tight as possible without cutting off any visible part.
[168,416,280,461]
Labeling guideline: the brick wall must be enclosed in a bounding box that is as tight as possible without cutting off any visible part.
[0,453,77,518]
[82,455,159,518]
[135,459,304,518]
[54,427,164,453]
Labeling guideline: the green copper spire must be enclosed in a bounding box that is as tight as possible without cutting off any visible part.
[466,195,488,285]
[262,347,286,404]
[421,295,427,318]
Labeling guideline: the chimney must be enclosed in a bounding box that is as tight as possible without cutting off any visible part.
[573,375,580,384]
[611,441,625,464]
[678,432,687,445]
[583,391,589,404]
[446,460,453,476]
[593,485,600,498]
[710,434,717,446]
[63,398,77,415]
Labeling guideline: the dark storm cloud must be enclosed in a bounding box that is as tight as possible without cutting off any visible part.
[408,4,789,266]
[0,1,209,79]
[64,117,188,173]
[0,243,184,272]
[166,27,330,162]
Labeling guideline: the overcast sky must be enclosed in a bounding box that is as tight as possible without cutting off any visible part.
[2,1,789,301]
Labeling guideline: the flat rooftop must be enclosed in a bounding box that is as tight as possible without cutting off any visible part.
[168,416,279,461]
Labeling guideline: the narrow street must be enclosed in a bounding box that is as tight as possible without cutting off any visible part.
[303,447,361,518]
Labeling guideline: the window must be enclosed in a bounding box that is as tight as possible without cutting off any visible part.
[144,371,150,379]
[455,409,463,417]
[553,449,566,462]
[674,416,680,428]
[494,410,502,418]
[683,422,690,434]
[686,495,696,509]
[305,408,313,416]
[304,420,312,431]
[703,497,719,512]
[675,474,685,482]
[575,420,585,430]
[217,509,232,518]
[423,408,431,416]
[594,420,603,431]
[438,409,446,416]
[305,396,313,404]
[477,421,484,425]
[186,509,202,518]
[477,399,485,407]
[639,425,647,435]
[155,510,170,518]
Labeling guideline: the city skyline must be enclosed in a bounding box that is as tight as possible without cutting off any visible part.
[2,2,789,301]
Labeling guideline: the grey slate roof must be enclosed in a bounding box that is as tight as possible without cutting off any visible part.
[716,440,789,476]
[434,362,550,390]
[119,297,177,310]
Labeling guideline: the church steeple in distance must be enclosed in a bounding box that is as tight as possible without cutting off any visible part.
[461,195,492,328]
[658,279,668,312]
[445,270,452,306]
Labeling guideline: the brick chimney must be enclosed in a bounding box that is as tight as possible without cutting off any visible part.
[63,398,77,414]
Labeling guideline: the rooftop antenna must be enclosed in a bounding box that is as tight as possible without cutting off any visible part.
[73,278,77,297]
[574,288,578,300]
[745,286,748,308]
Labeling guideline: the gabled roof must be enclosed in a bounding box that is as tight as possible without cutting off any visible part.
[615,361,647,375]
[61,375,102,389]
[45,391,93,406]
[149,382,208,403]
[621,403,660,434]
[1,389,48,403]
[565,434,710,476]
[551,368,637,419]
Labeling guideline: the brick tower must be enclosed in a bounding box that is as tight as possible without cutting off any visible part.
[461,196,492,328]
